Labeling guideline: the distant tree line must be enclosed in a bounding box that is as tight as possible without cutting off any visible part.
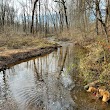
[0,0,110,40]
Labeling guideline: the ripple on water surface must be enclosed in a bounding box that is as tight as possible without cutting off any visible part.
[0,44,76,110]
[1,42,110,110]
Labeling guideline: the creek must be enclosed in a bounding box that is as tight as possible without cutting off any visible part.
[0,40,110,110]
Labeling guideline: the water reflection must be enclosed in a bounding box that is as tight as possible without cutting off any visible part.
[0,43,76,110]
[1,42,110,110]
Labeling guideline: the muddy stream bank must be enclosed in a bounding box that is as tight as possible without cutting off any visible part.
[0,40,110,110]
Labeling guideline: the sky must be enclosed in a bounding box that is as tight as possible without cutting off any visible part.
[10,0,57,16]
[8,0,106,22]
[100,0,106,9]
[10,0,106,14]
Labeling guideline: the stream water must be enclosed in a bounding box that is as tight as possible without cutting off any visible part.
[0,41,110,110]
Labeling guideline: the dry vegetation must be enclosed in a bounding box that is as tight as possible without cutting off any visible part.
[0,33,58,71]
[0,33,55,50]
[65,30,110,89]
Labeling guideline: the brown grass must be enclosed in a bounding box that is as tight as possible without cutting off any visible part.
[0,33,59,71]
[0,33,55,50]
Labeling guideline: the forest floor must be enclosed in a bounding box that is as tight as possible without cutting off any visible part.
[0,34,60,71]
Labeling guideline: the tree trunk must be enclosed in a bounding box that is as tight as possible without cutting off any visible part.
[95,0,109,43]
[96,0,99,35]
[30,0,39,33]
[61,0,69,29]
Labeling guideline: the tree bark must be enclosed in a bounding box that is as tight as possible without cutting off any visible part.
[96,0,99,35]
[30,0,39,33]
[61,0,69,29]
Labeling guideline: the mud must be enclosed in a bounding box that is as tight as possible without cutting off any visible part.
[0,44,60,71]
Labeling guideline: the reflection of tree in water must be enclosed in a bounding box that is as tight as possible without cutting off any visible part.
[1,70,18,110]
[58,48,62,67]
[33,59,40,80]
[0,44,77,110]
[33,59,44,81]
[32,47,75,110]
[59,46,68,76]
[2,70,8,100]
[26,62,29,69]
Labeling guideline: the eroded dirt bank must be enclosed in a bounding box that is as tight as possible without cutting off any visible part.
[0,44,60,71]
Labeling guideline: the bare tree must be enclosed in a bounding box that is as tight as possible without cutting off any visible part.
[30,0,39,33]
[54,0,69,30]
